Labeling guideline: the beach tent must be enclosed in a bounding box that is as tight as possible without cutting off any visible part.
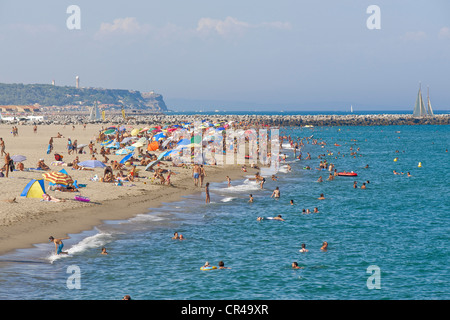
[147,141,159,151]
[20,179,46,198]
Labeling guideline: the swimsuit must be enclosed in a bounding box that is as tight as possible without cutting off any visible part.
[193,173,199,179]
[56,243,64,255]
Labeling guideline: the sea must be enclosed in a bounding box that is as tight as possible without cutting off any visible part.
[0,112,449,301]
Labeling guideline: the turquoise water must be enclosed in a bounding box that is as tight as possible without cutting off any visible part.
[0,125,448,300]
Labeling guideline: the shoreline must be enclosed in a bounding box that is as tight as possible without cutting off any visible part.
[0,163,248,256]
[0,122,252,257]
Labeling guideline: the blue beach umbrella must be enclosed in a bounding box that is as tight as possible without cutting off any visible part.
[119,152,134,164]
[177,138,190,146]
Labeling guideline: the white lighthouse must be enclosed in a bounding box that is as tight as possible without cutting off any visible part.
[76,76,79,88]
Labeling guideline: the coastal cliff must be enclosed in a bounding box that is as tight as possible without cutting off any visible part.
[0,83,168,112]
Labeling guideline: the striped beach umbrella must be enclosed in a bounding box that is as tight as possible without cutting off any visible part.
[42,171,74,185]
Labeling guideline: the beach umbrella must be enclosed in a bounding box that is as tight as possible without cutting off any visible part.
[106,142,120,149]
[144,160,160,171]
[104,129,116,135]
[131,141,144,148]
[120,137,133,144]
[77,144,88,149]
[138,137,147,144]
[177,139,190,146]
[101,139,113,146]
[191,135,202,144]
[42,171,74,185]
[119,152,134,164]
[115,148,132,155]
[11,155,27,162]
[157,150,170,160]
[78,160,106,168]
[153,132,166,141]
[131,128,141,136]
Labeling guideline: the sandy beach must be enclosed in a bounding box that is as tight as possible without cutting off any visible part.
[0,123,248,256]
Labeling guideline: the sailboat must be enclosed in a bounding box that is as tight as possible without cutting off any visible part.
[426,86,434,116]
[350,105,353,113]
[413,83,428,117]
[89,101,101,121]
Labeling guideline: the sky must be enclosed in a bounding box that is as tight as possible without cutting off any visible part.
[0,0,449,111]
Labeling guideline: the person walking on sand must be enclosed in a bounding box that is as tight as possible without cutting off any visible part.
[200,165,206,187]
[49,236,69,255]
[4,153,11,178]
[0,138,5,156]
[192,164,200,187]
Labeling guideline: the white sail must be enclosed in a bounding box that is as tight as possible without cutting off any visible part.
[94,102,101,120]
[350,105,353,113]
[89,106,95,120]
[413,84,427,117]
[89,101,101,120]
[426,86,434,116]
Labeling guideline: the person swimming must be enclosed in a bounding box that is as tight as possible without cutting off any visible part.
[299,243,308,253]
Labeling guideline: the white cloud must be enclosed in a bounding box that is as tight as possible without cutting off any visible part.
[438,27,450,39]
[97,17,151,36]
[196,16,291,38]
[196,17,250,37]
[96,16,291,41]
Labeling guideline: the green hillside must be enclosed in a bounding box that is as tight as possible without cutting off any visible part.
[0,83,167,111]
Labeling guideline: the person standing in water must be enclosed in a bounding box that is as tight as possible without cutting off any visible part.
[271,187,280,198]
[299,243,308,253]
[49,236,69,255]
[205,182,210,203]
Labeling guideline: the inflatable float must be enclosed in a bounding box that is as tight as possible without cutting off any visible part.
[74,195,90,202]
[338,172,358,177]
[200,266,217,271]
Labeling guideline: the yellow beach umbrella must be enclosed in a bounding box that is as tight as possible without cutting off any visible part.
[131,128,141,136]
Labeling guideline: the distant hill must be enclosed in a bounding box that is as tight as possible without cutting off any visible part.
[0,83,168,112]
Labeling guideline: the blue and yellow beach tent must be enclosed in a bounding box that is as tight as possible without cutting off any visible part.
[20,179,46,198]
